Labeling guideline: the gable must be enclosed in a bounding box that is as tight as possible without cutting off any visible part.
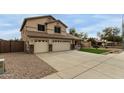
[20,15,56,31]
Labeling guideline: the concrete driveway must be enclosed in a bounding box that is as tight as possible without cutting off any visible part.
[37,50,124,79]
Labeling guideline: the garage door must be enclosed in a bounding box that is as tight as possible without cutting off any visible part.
[53,40,71,51]
[34,40,48,53]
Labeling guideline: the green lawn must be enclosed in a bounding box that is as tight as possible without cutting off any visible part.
[80,48,108,54]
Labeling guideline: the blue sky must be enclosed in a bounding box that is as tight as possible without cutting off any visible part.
[0,14,122,40]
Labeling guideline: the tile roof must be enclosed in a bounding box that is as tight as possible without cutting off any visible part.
[27,31,81,40]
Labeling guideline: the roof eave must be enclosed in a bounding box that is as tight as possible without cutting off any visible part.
[28,35,76,40]
[46,20,68,28]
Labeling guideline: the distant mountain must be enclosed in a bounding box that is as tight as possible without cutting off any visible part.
[0,39,4,41]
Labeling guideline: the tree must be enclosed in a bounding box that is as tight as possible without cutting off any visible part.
[102,27,120,37]
[69,28,88,40]
[83,33,88,39]
[97,32,103,39]
[69,28,76,36]
[98,27,122,42]
[87,38,96,46]
[75,33,79,37]
[105,36,122,42]
[79,32,88,40]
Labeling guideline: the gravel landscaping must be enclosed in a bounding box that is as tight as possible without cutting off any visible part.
[0,53,57,79]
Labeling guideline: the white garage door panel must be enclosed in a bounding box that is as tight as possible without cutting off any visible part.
[53,42,70,51]
[34,42,48,53]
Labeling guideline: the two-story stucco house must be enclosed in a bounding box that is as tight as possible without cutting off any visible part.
[20,15,81,53]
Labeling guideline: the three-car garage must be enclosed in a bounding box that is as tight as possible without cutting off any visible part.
[33,39,71,53]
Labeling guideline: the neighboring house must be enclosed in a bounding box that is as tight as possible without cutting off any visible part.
[20,15,81,53]
[81,41,91,48]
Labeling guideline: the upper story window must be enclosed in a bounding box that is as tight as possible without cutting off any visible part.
[54,27,61,33]
[38,24,45,31]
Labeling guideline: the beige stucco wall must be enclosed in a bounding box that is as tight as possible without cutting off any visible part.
[25,18,67,35]
[21,30,28,41]
[47,22,66,35]
[25,17,54,32]
[21,17,67,41]
[81,41,91,48]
